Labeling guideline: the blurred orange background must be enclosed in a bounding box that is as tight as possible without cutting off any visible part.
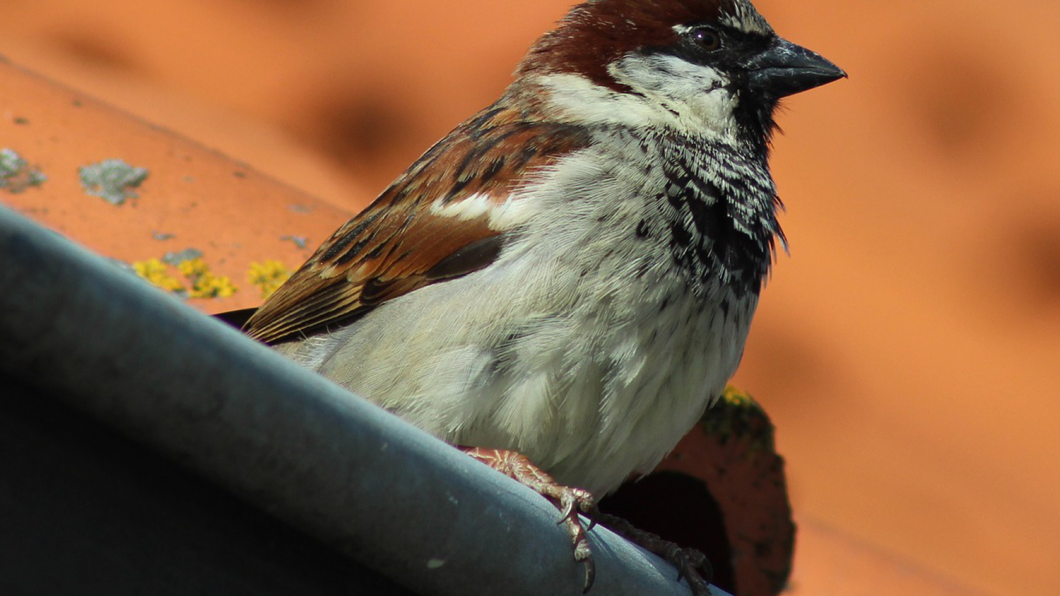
[2,1,1058,595]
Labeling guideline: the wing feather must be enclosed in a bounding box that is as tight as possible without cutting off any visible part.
[244,102,591,344]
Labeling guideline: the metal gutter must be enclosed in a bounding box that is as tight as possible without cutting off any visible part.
[0,204,729,596]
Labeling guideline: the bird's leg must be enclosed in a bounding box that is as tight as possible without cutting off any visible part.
[597,512,713,596]
[460,446,598,592]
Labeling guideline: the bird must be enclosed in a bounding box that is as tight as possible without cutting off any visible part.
[239,0,844,592]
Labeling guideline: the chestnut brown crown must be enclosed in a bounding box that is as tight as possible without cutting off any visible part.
[518,0,770,91]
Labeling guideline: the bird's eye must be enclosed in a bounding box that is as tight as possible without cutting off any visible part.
[692,27,722,51]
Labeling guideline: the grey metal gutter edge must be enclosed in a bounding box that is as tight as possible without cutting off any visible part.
[0,204,730,596]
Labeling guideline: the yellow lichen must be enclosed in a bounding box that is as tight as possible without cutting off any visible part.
[176,258,236,298]
[247,260,291,298]
[133,258,184,293]
[720,385,753,407]
[189,271,238,299]
[177,257,210,279]
[133,256,236,299]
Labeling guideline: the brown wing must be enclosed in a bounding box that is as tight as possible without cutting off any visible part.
[243,103,591,344]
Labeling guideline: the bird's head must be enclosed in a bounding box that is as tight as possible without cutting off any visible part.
[517,0,845,151]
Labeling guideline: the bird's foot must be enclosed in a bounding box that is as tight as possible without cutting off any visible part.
[598,512,713,596]
[460,446,598,592]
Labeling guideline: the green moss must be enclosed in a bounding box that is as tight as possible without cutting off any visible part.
[700,386,776,455]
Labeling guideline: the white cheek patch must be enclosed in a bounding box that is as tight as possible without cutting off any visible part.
[539,73,665,128]
[538,61,739,143]
[613,53,729,97]
[609,53,739,140]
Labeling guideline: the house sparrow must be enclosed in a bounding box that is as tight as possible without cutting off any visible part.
[242,0,843,592]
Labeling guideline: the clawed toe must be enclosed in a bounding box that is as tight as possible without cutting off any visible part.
[460,447,715,594]
[598,512,714,595]
[460,447,602,591]
[556,490,598,591]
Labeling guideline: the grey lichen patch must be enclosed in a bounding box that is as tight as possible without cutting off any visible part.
[79,159,149,205]
[281,234,308,249]
[0,148,47,193]
[161,247,204,266]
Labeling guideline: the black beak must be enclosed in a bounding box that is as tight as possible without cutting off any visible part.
[746,37,846,99]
